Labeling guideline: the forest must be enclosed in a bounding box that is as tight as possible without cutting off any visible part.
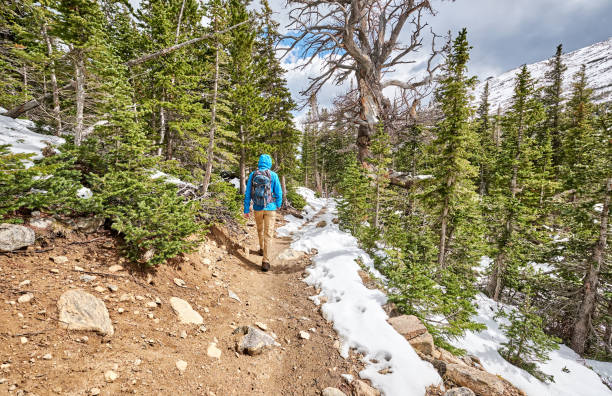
[1,0,610,384]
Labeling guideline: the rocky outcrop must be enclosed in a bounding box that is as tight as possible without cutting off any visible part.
[388,314,524,396]
[57,289,114,336]
[0,223,35,251]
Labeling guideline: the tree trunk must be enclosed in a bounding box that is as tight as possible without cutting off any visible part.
[239,125,246,195]
[571,178,611,355]
[202,44,220,195]
[437,195,450,268]
[42,23,61,134]
[356,73,383,163]
[281,174,287,208]
[157,92,166,157]
[73,51,85,146]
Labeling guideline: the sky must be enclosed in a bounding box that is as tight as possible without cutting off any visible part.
[269,0,612,123]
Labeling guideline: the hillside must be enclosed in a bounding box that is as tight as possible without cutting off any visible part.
[474,37,612,109]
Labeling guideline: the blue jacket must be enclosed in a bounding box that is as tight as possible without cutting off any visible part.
[244,154,283,213]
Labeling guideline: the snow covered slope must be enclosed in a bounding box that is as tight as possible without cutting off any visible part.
[474,37,612,110]
[450,294,612,396]
[278,188,442,396]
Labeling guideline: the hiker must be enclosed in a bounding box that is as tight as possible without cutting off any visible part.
[243,154,283,272]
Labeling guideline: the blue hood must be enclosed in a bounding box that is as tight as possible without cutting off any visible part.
[258,154,272,170]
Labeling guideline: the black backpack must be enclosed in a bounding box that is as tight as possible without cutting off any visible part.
[251,169,274,207]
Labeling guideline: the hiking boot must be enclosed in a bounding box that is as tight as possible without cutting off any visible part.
[252,248,263,256]
[261,261,270,272]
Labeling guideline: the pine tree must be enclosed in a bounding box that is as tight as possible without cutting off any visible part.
[475,80,495,196]
[542,44,567,172]
[486,65,546,301]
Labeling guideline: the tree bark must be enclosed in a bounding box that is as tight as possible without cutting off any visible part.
[73,51,85,146]
[438,195,450,267]
[571,178,611,355]
[239,125,246,195]
[157,91,166,157]
[202,44,220,195]
[281,174,287,208]
[42,23,61,134]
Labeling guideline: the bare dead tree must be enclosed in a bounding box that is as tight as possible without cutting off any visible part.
[283,0,446,162]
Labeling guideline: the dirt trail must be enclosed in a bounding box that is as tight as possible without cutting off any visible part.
[0,209,364,396]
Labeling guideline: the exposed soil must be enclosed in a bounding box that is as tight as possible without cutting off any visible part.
[0,211,365,396]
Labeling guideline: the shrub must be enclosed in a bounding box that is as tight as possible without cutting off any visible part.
[286,184,306,211]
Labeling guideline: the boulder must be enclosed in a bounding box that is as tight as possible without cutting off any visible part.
[438,348,467,366]
[322,388,346,396]
[444,388,476,396]
[74,216,104,233]
[409,332,435,355]
[444,364,520,396]
[0,224,35,252]
[169,297,203,325]
[388,315,427,340]
[352,379,380,396]
[57,289,114,336]
[234,325,280,355]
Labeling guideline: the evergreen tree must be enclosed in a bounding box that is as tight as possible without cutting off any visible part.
[475,80,495,196]
[542,44,567,172]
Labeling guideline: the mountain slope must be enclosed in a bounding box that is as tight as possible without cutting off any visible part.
[474,37,612,110]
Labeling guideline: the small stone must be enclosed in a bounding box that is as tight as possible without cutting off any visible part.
[20,337,28,344]
[108,265,124,273]
[74,265,85,272]
[176,360,188,373]
[155,297,162,305]
[94,286,105,293]
[255,322,267,331]
[299,331,310,340]
[0,378,6,384]
[17,312,24,318]
[202,258,212,265]
[134,358,142,366]
[135,295,145,301]
[81,336,89,343]
[169,297,203,325]
[50,269,59,274]
[57,289,114,336]
[199,325,207,332]
[322,388,347,396]
[18,280,31,287]
[90,387,101,395]
[174,278,186,287]
[444,388,476,396]
[180,330,187,339]
[146,301,157,308]
[80,275,97,282]
[119,294,131,302]
[18,294,33,303]
[42,353,52,360]
[104,370,118,382]
[107,284,118,292]
[117,308,125,314]
[0,224,35,251]
[228,289,241,303]
[147,313,154,319]
[207,343,221,359]
[53,256,69,264]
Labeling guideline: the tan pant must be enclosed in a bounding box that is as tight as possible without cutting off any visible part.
[254,210,275,263]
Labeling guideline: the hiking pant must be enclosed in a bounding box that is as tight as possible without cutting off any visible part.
[254,210,275,263]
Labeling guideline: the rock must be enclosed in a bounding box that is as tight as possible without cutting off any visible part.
[107,284,118,292]
[299,331,310,340]
[94,286,105,293]
[235,326,280,355]
[108,265,124,273]
[228,289,241,303]
[207,343,222,359]
[74,216,104,233]
[104,370,118,383]
[445,364,516,396]
[51,256,69,264]
[202,258,212,266]
[332,217,340,224]
[50,268,60,274]
[352,379,380,396]
[176,360,188,372]
[444,388,476,396]
[322,387,347,396]
[388,315,427,340]
[174,278,186,287]
[316,220,327,228]
[20,337,28,344]
[57,289,114,336]
[438,348,466,366]
[146,301,157,308]
[90,387,101,395]
[277,248,304,261]
[180,330,187,339]
[169,297,203,325]
[30,217,54,229]
[74,265,85,272]
[119,294,132,302]
[0,224,35,252]
[408,332,435,356]
[80,274,97,282]
[42,353,52,360]
[17,294,33,303]
[18,279,31,287]
[255,322,267,331]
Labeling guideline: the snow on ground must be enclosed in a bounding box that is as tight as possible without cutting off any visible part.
[450,293,612,396]
[587,360,612,389]
[229,177,240,189]
[148,170,195,188]
[0,113,64,165]
[277,187,442,396]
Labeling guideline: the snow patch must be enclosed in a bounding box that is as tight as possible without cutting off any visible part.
[149,170,195,188]
[229,177,240,189]
[278,187,442,396]
[0,114,64,167]
[77,187,93,199]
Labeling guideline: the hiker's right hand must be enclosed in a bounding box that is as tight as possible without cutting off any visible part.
[243,212,250,219]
